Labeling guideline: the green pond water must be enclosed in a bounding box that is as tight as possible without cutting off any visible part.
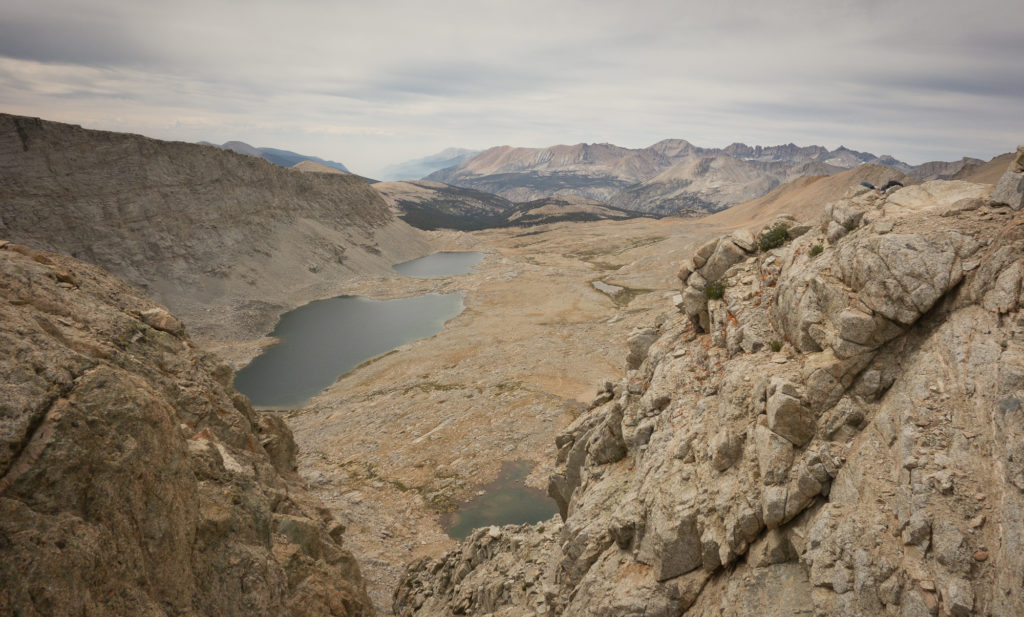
[234,293,463,408]
[442,460,559,540]
[393,251,483,277]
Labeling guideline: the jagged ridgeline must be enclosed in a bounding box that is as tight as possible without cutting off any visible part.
[396,165,1024,616]
[423,141,993,217]
[0,113,433,349]
[0,242,374,616]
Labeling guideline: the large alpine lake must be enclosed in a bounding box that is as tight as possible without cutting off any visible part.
[234,252,483,408]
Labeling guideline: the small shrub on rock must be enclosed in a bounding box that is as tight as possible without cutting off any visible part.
[770,340,783,352]
[704,280,725,300]
[810,244,823,257]
[759,223,790,252]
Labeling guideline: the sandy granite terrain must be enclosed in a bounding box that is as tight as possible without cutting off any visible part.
[280,217,723,612]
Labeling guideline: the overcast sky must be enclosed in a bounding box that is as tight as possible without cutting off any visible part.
[1,0,1021,178]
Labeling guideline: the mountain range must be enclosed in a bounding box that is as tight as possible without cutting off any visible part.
[426,140,986,215]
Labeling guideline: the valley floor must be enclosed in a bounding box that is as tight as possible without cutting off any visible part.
[269,217,727,613]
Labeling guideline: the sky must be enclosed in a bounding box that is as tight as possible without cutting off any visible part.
[1,0,1021,178]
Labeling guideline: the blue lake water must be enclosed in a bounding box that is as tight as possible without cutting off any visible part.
[441,460,559,539]
[234,293,463,408]
[393,251,484,277]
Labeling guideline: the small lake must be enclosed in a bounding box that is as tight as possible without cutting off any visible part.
[234,293,463,408]
[441,460,559,540]
[393,251,483,277]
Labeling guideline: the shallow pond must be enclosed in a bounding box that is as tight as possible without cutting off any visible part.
[441,460,559,540]
[234,293,463,408]
[393,251,484,277]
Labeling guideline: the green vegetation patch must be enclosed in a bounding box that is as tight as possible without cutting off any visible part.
[759,223,790,252]
[704,280,725,300]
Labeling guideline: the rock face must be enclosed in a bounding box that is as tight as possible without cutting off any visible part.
[0,114,433,354]
[0,243,373,616]
[394,178,1024,617]
[990,146,1024,211]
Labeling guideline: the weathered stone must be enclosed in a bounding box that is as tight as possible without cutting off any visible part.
[677,258,695,282]
[767,390,815,447]
[140,307,185,336]
[755,424,794,485]
[680,286,706,316]
[700,239,747,282]
[626,327,659,369]
[730,229,756,252]
[992,170,1024,210]
[692,238,719,268]
[945,577,974,617]
[637,506,703,580]
[827,220,848,243]
[747,529,797,567]
[886,180,989,211]
[709,429,743,472]
[688,269,707,290]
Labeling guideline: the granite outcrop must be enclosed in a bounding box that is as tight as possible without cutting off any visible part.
[0,242,374,616]
[395,172,1024,616]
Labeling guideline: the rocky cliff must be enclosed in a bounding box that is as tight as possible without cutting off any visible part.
[0,114,433,358]
[0,242,373,616]
[394,169,1024,616]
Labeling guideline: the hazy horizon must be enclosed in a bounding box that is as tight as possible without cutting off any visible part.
[2,0,1021,178]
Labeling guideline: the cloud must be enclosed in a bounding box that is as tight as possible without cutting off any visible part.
[0,0,1021,176]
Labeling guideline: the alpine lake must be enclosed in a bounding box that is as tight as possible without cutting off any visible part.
[234,251,557,536]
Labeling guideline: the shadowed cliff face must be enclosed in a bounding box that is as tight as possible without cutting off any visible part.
[394,179,1024,617]
[0,242,374,616]
[0,114,433,355]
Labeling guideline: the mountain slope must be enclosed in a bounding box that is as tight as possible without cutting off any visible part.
[705,164,913,229]
[952,152,1016,184]
[505,196,645,226]
[0,242,373,616]
[0,114,432,359]
[372,180,515,230]
[609,156,823,215]
[427,143,674,203]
